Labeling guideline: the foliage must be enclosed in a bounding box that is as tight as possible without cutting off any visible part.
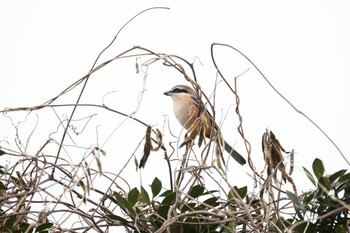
[106,177,250,233]
[1,156,349,232]
[101,158,350,232]
[287,158,350,232]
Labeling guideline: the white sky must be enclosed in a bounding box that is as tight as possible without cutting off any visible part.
[1,0,350,209]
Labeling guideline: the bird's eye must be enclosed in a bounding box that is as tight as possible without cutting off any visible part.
[173,88,187,93]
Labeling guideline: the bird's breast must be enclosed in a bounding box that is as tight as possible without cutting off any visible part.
[173,100,198,130]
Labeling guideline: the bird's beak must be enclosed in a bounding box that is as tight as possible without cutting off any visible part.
[163,91,171,96]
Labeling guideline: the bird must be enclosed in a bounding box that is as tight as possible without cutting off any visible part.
[164,84,246,165]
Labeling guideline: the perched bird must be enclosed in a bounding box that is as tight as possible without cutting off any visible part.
[164,84,246,165]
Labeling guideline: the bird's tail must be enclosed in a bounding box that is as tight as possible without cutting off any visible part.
[224,141,246,165]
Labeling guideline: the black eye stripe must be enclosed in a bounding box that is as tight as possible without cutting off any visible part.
[173,88,188,93]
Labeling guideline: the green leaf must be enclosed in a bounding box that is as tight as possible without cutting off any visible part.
[286,191,304,220]
[316,201,329,215]
[160,190,173,197]
[228,186,247,199]
[329,169,347,183]
[35,222,53,232]
[224,221,237,232]
[338,173,350,183]
[282,218,294,228]
[0,165,5,175]
[303,191,315,204]
[135,206,142,214]
[336,179,350,193]
[236,186,247,199]
[313,188,325,199]
[203,196,219,206]
[151,177,162,198]
[0,181,7,190]
[188,185,204,199]
[293,222,316,233]
[157,204,170,219]
[113,191,136,217]
[180,203,196,213]
[161,191,176,205]
[318,176,331,190]
[312,158,325,180]
[106,214,128,223]
[5,215,16,229]
[194,204,205,211]
[19,222,30,230]
[128,188,139,207]
[335,225,347,233]
[11,176,19,184]
[0,149,5,156]
[183,218,200,232]
[202,189,219,195]
[197,196,219,210]
[303,167,316,186]
[140,186,150,205]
